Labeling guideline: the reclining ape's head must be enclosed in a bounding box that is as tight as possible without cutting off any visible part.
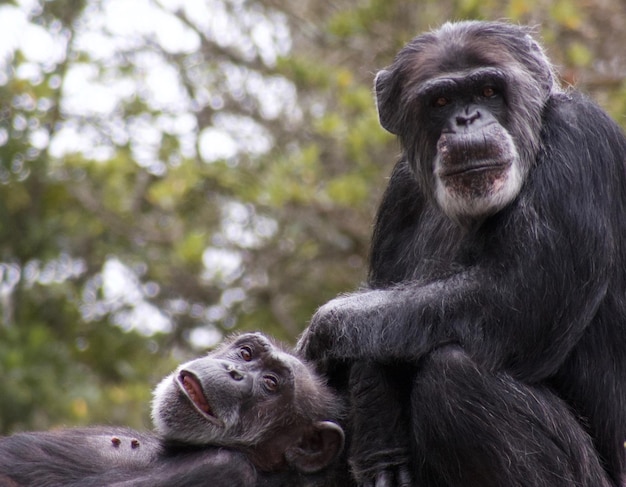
[152,332,344,474]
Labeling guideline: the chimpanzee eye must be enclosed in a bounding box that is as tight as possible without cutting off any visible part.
[240,346,253,361]
[263,375,279,392]
[433,96,449,107]
[482,86,496,98]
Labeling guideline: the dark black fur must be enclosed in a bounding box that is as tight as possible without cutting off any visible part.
[298,21,626,487]
[0,333,344,487]
[0,427,256,487]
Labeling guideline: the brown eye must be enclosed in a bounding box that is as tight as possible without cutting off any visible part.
[240,346,253,361]
[482,86,496,98]
[263,375,279,392]
[434,96,449,107]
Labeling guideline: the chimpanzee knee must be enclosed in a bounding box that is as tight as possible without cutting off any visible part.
[414,344,479,399]
[410,345,611,487]
[420,344,471,373]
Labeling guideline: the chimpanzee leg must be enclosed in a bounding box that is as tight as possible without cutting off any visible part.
[348,362,413,486]
[412,346,612,487]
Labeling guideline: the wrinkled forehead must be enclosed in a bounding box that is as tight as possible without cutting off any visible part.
[398,24,526,86]
[229,332,274,351]
[272,349,314,385]
[268,348,320,396]
[276,351,309,375]
[230,332,307,376]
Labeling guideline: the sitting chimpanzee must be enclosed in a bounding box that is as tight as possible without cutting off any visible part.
[0,332,344,487]
[299,20,626,487]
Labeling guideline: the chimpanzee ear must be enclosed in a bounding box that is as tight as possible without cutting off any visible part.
[285,421,345,474]
[374,68,402,135]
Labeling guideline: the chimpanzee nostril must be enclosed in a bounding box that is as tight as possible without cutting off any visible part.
[226,363,244,381]
[456,110,481,126]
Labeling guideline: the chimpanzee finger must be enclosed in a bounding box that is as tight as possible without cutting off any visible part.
[374,470,393,487]
[397,465,413,487]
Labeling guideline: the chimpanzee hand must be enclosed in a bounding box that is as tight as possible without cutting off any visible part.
[354,465,413,487]
[350,438,414,487]
[297,290,391,363]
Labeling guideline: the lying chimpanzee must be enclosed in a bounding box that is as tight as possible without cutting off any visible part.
[0,332,344,487]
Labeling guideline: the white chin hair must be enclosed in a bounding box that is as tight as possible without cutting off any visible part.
[436,162,524,221]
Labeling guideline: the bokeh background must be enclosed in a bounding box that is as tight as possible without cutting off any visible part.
[0,0,624,433]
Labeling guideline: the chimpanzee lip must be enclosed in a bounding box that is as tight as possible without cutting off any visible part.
[439,160,509,178]
[177,371,220,424]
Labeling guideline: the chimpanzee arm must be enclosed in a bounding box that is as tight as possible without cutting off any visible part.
[96,449,257,487]
[300,267,606,381]
[0,431,256,487]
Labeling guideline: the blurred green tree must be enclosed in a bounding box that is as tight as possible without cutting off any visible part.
[0,0,624,432]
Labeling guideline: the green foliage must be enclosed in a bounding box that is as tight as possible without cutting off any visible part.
[550,0,583,29]
[0,0,624,435]
[567,42,593,68]
[327,0,394,39]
